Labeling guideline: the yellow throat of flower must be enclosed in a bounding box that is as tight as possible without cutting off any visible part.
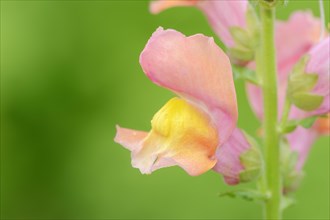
[133,97,219,175]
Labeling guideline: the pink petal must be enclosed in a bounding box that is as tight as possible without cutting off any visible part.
[276,11,321,82]
[196,0,248,47]
[213,128,251,185]
[114,125,147,152]
[150,0,248,47]
[114,126,177,171]
[140,27,237,145]
[150,0,197,14]
[305,36,330,116]
[246,83,263,119]
[287,127,318,171]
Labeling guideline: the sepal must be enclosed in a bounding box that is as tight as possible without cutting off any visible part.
[290,93,323,111]
[233,65,260,85]
[281,139,304,193]
[287,56,324,111]
[228,5,259,62]
[259,0,288,9]
[281,196,296,211]
[280,116,318,134]
[239,132,263,183]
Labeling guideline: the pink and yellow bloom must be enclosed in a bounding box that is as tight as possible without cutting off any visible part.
[115,28,260,184]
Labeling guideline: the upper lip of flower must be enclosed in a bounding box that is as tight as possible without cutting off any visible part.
[139,27,238,145]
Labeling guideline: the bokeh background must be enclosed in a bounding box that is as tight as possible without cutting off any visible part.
[1,0,329,219]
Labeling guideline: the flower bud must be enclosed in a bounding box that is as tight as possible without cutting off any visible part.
[213,129,262,185]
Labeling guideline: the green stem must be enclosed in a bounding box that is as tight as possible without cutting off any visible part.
[259,6,282,220]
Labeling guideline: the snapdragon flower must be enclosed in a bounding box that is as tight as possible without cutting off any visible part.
[115,28,261,184]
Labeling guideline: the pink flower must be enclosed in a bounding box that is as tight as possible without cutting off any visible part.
[245,11,329,189]
[150,0,248,47]
[213,128,260,185]
[115,28,260,184]
[247,11,323,120]
[290,37,330,119]
[286,117,329,172]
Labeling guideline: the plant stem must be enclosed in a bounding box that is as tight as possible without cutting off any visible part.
[259,6,282,220]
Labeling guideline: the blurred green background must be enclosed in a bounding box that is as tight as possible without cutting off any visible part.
[1,0,329,219]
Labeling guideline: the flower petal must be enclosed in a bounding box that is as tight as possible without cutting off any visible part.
[276,11,321,80]
[115,126,177,171]
[140,27,237,145]
[305,36,330,116]
[287,127,318,171]
[196,0,248,47]
[150,0,197,14]
[114,125,147,152]
[115,98,219,176]
[150,0,248,47]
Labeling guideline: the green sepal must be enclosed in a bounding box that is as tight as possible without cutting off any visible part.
[228,5,259,62]
[245,4,260,47]
[232,65,260,85]
[280,116,318,134]
[228,47,255,61]
[280,123,297,134]
[287,73,319,96]
[280,139,304,193]
[219,189,269,202]
[259,0,286,9]
[239,168,261,183]
[239,132,263,183]
[299,116,318,128]
[291,55,309,75]
[246,4,260,34]
[287,56,324,111]
[291,92,324,111]
[281,196,296,211]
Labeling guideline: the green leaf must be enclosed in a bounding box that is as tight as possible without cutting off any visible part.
[291,92,324,111]
[219,189,269,202]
